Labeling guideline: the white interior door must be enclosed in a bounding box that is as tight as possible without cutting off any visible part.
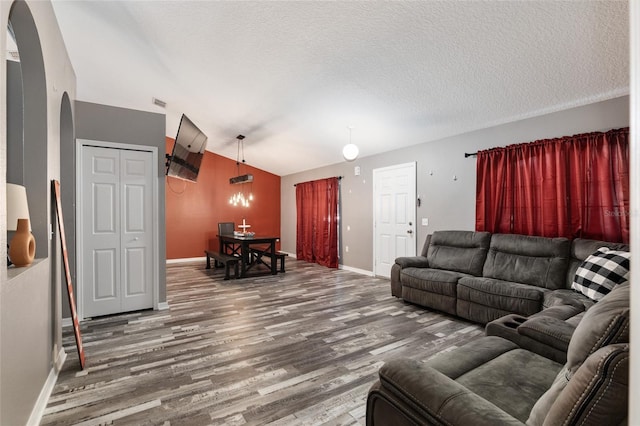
[373,162,417,277]
[81,145,154,317]
[121,150,154,312]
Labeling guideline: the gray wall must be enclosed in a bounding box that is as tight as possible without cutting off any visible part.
[73,101,167,306]
[281,96,630,273]
[1,1,77,424]
[6,59,23,184]
[59,93,74,318]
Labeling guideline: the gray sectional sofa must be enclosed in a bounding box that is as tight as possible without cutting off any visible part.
[369,230,630,425]
[367,282,630,425]
[391,230,627,324]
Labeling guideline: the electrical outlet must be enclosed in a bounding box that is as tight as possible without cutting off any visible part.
[345,246,349,253]
[422,218,429,226]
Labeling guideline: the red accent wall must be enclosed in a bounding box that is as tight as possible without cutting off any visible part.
[165,137,281,259]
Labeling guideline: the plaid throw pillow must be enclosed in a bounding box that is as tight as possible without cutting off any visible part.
[572,247,630,301]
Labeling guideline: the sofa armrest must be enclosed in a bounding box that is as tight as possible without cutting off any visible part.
[395,256,429,269]
[530,304,583,321]
[377,359,523,426]
[517,316,575,352]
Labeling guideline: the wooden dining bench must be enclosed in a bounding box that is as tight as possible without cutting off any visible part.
[249,247,288,273]
[205,250,239,280]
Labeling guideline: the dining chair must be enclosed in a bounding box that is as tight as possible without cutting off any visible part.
[218,222,235,235]
[218,222,237,256]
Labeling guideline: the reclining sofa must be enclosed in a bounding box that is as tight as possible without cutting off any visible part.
[366,281,630,425]
[391,230,628,324]
[369,230,630,424]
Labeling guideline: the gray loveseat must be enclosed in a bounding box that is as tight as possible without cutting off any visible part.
[391,230,627,324]
[366,282,630,425]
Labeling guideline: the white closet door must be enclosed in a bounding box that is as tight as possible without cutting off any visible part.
[82,145,154,317]
[120,149,154,312]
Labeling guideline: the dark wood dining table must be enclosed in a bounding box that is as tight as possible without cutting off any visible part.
[218,234,280,278]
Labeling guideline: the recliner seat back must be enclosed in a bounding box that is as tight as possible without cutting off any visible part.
[483,234,569,290]
[426,230,491,276]
[527,282,630,426]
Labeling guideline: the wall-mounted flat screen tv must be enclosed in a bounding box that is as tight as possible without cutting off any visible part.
[166,114,207,182]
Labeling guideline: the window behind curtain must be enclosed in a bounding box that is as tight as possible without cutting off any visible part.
[296,177,339,268]
[475,128,629,243]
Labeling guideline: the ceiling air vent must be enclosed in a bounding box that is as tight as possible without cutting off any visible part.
[152,97,167,108]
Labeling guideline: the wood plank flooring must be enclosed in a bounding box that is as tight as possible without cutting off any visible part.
[42,259,483,425]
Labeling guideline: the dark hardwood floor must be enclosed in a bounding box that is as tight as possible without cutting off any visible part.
[42,259,483,425]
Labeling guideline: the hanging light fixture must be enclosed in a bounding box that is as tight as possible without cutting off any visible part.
[229,135,254,207]
[342,126,359,161]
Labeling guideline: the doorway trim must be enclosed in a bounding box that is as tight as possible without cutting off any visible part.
[75,139,160,320]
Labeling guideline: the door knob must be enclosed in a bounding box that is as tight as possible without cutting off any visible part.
[133,237,139,241]
[407,229,413,234]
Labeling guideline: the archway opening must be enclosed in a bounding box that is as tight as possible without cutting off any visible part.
[7,0,48,259]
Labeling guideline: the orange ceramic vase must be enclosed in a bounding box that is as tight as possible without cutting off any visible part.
[9,218,36,267]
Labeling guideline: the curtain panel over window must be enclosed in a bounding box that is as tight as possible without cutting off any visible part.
[476,127,629,243]
[296,177,339,268]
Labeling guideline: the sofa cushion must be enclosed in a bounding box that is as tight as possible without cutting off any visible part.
[457,277,547,322]
[530,303,584,321]
[426,230,491,276]
[376,358,524,425]
[401,267,464,315]
[567,282,629,373]
[527,365,570,426]
[427,336,519,377]
[565,238,629,289]
[483,234,569,290]
[542,344,628,426]
[454,348,560,422]
[401,267,463,296]
[394,256,429,269]
[426,336,561,423]
[516,316,575,353]
[542,288,594,311]
[571,247,630,301]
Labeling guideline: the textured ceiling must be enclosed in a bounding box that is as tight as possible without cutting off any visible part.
[50,1,629,176]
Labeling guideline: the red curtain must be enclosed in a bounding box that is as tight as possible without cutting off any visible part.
[476,128,629,243]
[296,177,339,268]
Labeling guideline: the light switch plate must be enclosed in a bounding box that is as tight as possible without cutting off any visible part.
[421,218,429,226]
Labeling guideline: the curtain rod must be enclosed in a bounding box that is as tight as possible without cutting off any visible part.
[465,152,477,158]
[294,176,343,187]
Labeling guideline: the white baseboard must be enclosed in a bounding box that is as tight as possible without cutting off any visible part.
[166,256,205,264]
[55,347,67,371]
[284,253,373,276]
[167,254,373,278]
[27,347,66,426]
[339,264,374,276]
[65,299,168,319]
